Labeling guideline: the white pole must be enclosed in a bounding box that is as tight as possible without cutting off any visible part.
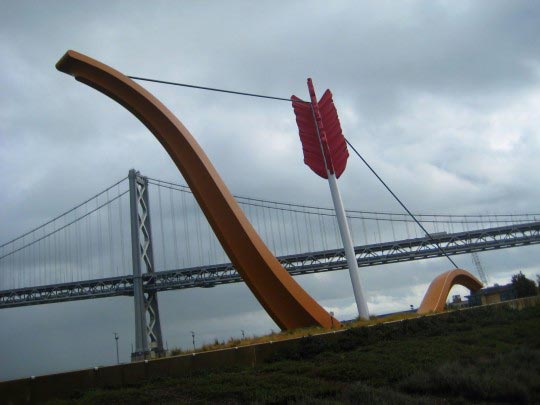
[327,172,370,320]
[305,78,369,320]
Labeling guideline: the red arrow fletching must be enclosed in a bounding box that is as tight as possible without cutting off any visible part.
[291,83,348,179]
[291,95,327,178]
[318,89,349,178]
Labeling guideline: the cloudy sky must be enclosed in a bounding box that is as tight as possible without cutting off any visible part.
[2,0,540,380]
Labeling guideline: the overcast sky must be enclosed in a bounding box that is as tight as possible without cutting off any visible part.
[1,0,540,381]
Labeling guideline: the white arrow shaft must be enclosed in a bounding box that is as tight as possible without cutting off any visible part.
[327,173,370,320]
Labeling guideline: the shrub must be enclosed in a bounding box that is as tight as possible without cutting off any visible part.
[512,272,538,298]
[399,349,540,403]
[343,382,430,404]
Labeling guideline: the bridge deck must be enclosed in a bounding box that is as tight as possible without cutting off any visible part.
[1,221,539,308]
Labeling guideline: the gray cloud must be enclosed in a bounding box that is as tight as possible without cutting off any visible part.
[1,0,540,381]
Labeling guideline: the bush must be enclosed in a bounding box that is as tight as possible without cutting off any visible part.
[343,382,430,404]
[399,349,540,403]
[512,272,538,298]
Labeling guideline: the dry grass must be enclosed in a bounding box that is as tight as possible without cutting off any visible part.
[169,310,422,356]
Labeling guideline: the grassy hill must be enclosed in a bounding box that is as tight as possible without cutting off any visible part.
[54,303,540,404]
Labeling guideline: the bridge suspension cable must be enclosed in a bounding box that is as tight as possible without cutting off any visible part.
[0,177,132,290]
[146,177,538,224]
[2,172,539,292]
[0,176,127,249]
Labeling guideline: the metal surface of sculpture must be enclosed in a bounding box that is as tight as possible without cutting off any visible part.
[417,268,483,314]
[291,79,370,320]
[56,50,338,330]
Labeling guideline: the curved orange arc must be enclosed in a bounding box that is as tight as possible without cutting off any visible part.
[56,50,338,330]
[417,268,483,314]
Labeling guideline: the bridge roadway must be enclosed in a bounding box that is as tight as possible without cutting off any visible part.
[2,221,539,308]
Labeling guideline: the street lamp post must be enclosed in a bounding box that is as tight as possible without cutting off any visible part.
[190,331,195,351]
[113,333,119,365]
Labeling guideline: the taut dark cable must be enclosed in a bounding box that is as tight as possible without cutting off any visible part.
[127,75,458,268]
[345,138,459,268]
[128,76,307,103]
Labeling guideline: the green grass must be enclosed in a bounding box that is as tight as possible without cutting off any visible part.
[53,305,540,404]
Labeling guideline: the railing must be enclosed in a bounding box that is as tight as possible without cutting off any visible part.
[2,221,538,308]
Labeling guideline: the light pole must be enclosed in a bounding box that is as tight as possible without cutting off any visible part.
[241,330,245,339]
[190,331,195,351]
[113,333,119,364]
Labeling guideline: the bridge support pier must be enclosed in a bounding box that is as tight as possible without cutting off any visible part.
[129,169,165,361]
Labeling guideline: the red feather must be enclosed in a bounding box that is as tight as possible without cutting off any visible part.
[291,80,348,179]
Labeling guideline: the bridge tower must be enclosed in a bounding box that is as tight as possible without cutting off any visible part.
[128,169,164,361]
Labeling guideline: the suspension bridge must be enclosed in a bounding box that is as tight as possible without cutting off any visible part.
[2,169,540,358]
